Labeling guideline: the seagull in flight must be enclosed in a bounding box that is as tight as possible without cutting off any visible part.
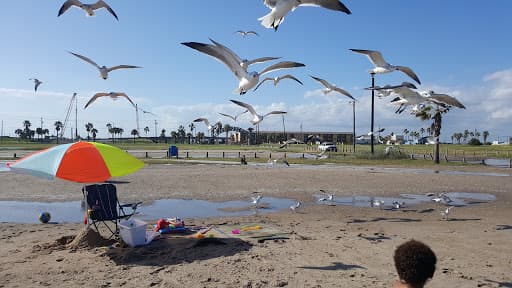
[29,78,43,92]
[136,105,157,116]
[259,0,351,31]
[235,30,259,37]
[84,92,135,109]
[230,99,287,125]
[350,49,421,85]
[218,110,248,122]
[310,75,354,100]
[193,118,213,131]
[68,51,141,80]
[58,0,118,20]
[181,39,304,94]
[254,74,303,91]
[368,82,423,114]
[421,91,466,109]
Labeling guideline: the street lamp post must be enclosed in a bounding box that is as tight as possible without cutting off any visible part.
[370,72,376,154]
[350,100,356,152]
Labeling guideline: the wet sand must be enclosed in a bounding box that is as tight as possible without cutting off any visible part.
[0,163,511,287]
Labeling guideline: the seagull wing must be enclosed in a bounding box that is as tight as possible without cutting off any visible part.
[428,93,465,109]
[208,38,243,65]
[259,61,305,76]
[91,0,119,20]
[181,41,245,80]
[264,111,287,117]
[298,0,351,14]
[235,109,249,119]
[310,75,331,88]
[396,66,421,85]
[245,56,281,66]
[58,0,81,17]
[277,74,303,85]
[69,51,100,69]
[107,65,142,72]
[332,87,354,99]
[263,0,279,8]
[34,80,42,92]
[193,118,210,126]
[246,31,260,36]
[115,92,135,107]
[230,100,257,116]
[253,78,274,91]
[84,92,109,109]
[350,49,387,67]
[218,113,236,121]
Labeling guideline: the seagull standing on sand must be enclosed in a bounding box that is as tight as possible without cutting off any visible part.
[254,74,303,91]
[235,30,259,37]
[370,197,385,209]
[431,193,453,205]
[259,0,351,31]
[392,201,405,209]
[230,100,286,125]
[181,39,305,94]
[84,92,135,109]
[193,118,213,131]
[310,76,354,100]
[58,0,118,20]
[267,157,290,168]
[29,78,43,92]
[441,206,454,220]
[218,110,248,122]
[69,51,141,80]
[350,49,421,85]
[318,190,334,202]
[290,201,301,212]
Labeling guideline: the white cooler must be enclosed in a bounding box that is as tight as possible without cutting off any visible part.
[119,218,147,247]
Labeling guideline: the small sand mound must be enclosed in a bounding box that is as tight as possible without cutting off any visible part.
[68,227,115,249]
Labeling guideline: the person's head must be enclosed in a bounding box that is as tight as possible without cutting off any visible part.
[393,240,437,288]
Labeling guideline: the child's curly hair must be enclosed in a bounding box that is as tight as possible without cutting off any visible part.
[394,240,437,287]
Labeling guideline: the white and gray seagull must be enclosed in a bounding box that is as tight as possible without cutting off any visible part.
[69,51,141,80]
[84,92,135,109]
[290,201,301,212]
[251,195,263,208]
[318,190,334,202]
[218,110,248,122]
[441,206,454,220]
[259,0,351,31]
[421,90,466,109]
[181,39,304,94]
[350,49,421,85]
[58,0,118,20]
[368,82,423,114]
[29,78,43,92]
[230,99,287,125]
[235,30,259,37]
[310,75,354,100]
[254,74,303,91]
[193,118,213,131]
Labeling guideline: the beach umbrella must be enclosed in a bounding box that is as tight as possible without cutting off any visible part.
[7,142,144,183]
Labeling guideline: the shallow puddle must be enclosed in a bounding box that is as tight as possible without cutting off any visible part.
[0,197,296,224]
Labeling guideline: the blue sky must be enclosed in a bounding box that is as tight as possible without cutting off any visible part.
[1,1,511,141]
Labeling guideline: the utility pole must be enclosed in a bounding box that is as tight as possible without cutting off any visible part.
[350,100,356,152]
[1,120,3,144]
[370,72,375,154]
[154,120,158,138]
[75,95,78,141]
[135,104,140,135]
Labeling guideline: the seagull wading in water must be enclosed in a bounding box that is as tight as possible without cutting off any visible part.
[69,51,141,80]
[350,49,421,85]
[181,39,305,94]
[84,92,135,109]
[310,75,354,99]
[259,0,351,31]
[58,0,118,20]
[230,100,287,125]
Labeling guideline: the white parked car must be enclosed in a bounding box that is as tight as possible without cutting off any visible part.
[318,142,337,152]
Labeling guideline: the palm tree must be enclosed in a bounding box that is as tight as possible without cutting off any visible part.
[106,123,113,142]
[14,129,23,141]
[188,122,195,137]
[223,123,232,144]
[482,131,489,144]
[42,128,49,141]
[420,127,425,137]
[91,128,98,142]
[453,132,463,144]
[170,131,178,143]
[131,129,139,143]
[36,127,43,141]
[54,121,63,143]
[196,132,204,144]
[463,129,470,143]
[403,128,409,141]
[247,127,254,145]
[85,123,93,141]
[144,126,150,137]
[177,125,186,144]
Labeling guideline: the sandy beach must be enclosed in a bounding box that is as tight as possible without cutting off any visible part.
[0,162,511,287]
